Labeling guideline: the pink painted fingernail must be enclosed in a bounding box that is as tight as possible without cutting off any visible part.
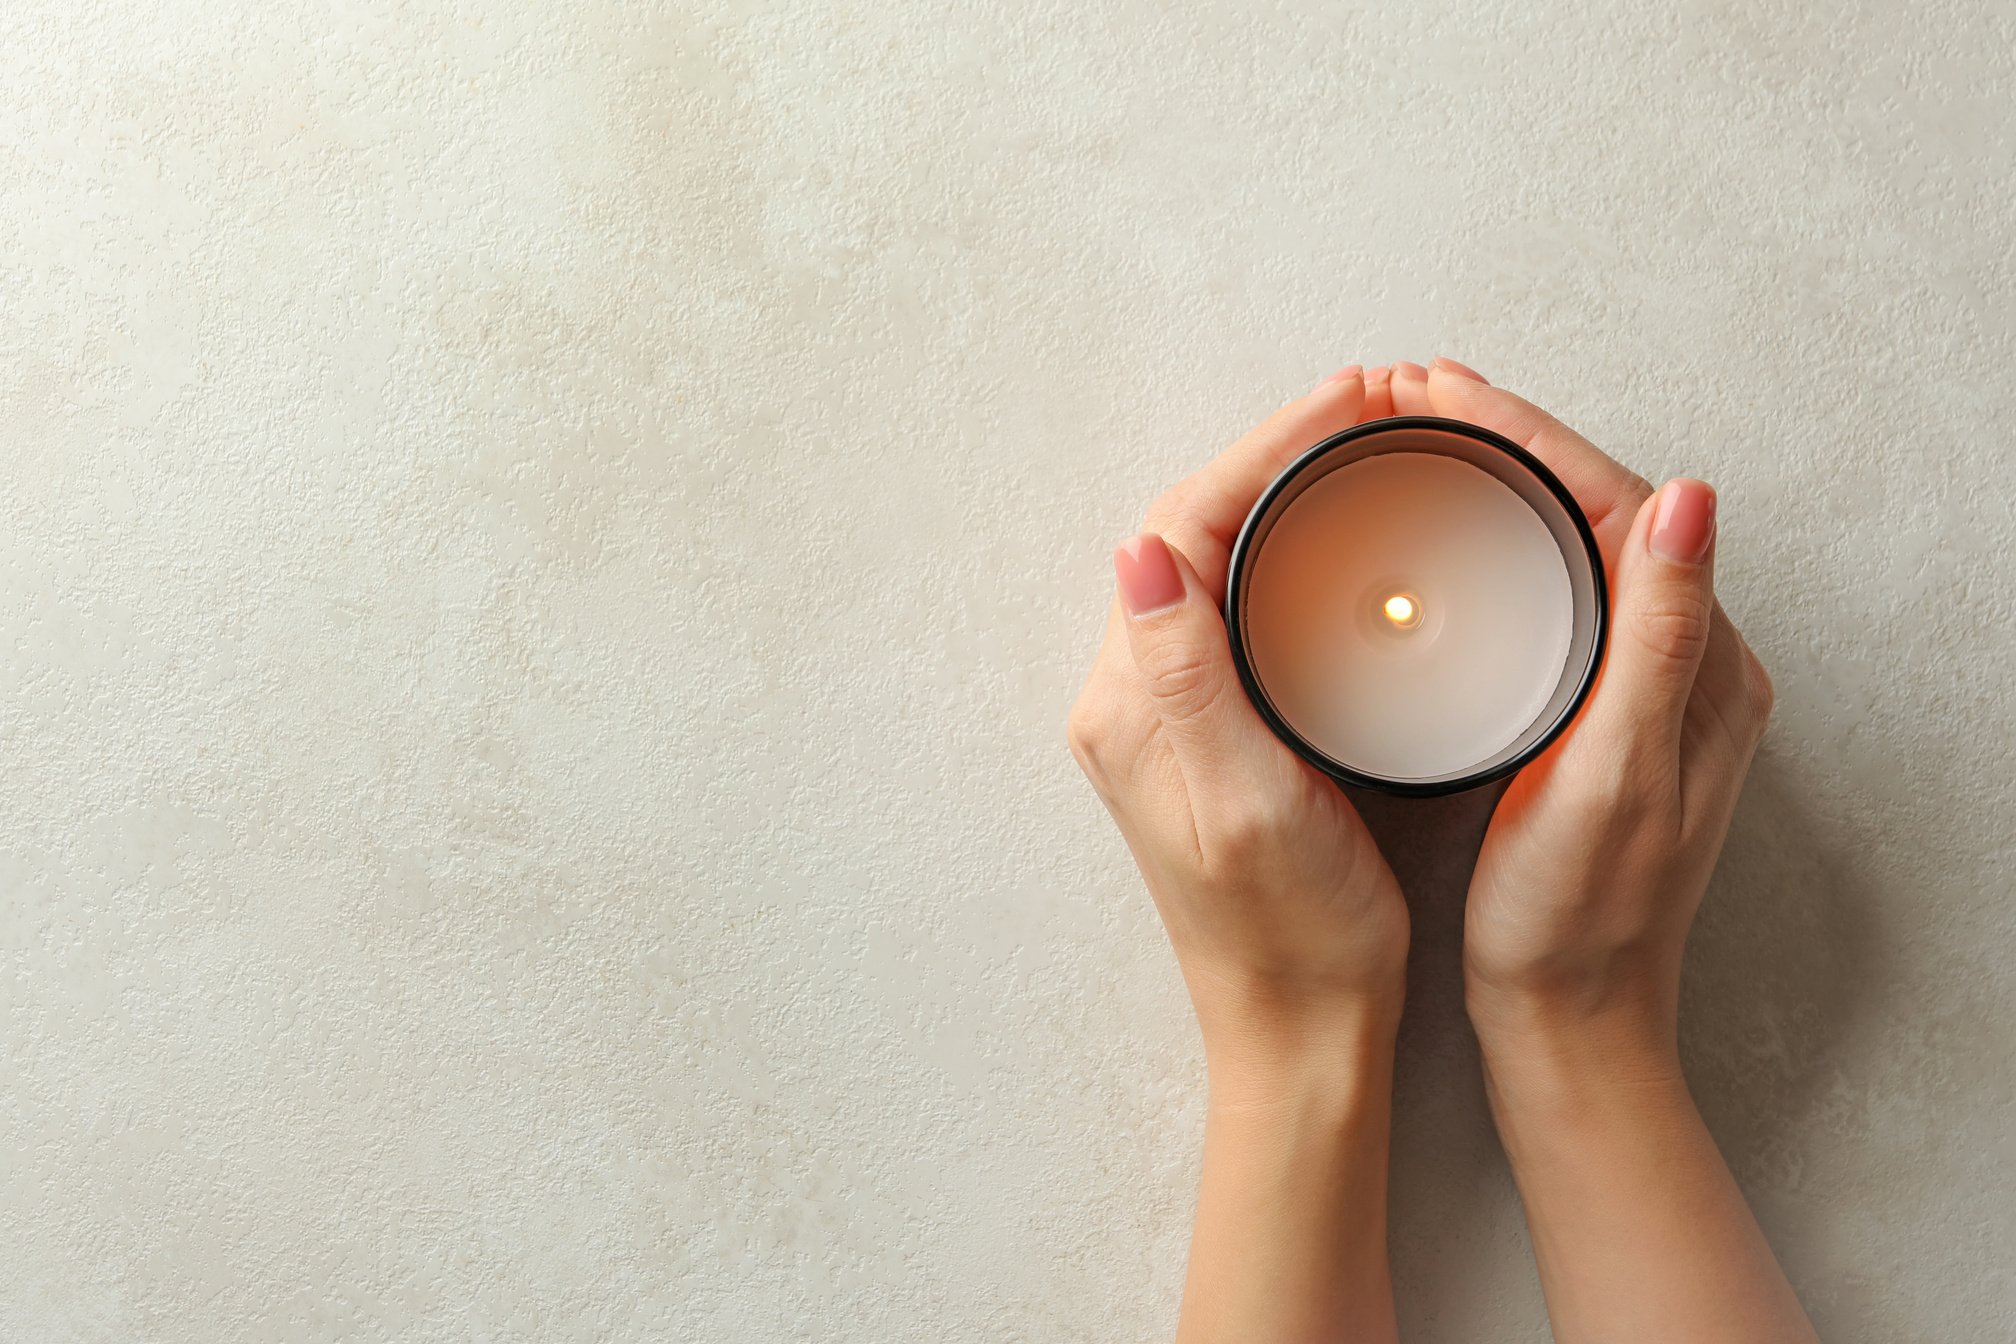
[1312,363,1363,393]
[1114,534,1185,615]
[1649,479,1717,564]
[1431,356,1487,383]
[1393,360,1429,381]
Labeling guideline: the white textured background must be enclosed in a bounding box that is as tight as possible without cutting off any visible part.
[4,2,2013,1340]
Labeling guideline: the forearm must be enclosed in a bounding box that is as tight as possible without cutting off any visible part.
[1177,999,1401,1344]
[1477,1010,1818,1344]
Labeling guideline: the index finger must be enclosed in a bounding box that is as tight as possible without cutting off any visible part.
[1144,370,1370,598]
[1424,364,1654,558]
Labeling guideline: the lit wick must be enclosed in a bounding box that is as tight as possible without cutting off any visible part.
[1382,593,1422,629]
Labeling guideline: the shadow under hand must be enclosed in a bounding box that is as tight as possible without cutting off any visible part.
[1679,747,1880,1326]
[1684,748,1879,1157]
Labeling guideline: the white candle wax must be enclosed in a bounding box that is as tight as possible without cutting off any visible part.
[1243,451,1574,781]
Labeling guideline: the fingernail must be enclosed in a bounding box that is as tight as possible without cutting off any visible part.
[1431,356,1487,383]
[1114,534,1185,615]
[1365,365,1391,384]
[1649,479,1717,564]
[1312,363,1363,394]
[1393,360,1428,381]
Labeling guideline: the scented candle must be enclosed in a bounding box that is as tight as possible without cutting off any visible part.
[1227,418,1606,795]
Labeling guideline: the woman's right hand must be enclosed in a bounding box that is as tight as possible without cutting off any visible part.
[1393,362,1778,1058]
[1389,359,1813,1344]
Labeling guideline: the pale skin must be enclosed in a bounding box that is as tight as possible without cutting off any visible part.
[1067,358,1819,1343]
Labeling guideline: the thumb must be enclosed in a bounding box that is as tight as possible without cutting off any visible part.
[1112,533,1259,764]
[1585,478,1719,757]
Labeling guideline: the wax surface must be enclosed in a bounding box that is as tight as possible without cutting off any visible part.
[1244,452,1574,780]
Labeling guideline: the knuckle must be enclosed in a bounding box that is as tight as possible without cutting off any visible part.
[1135,636,1225,721]
[1065,695,1108,770]
[1627,590,1713,669]
[1585,761,1654,826]
[1527,422,1583,465]
[1531,424,1654,524]
[1142,482,1196,535]
[1201,798,1287,873]
[1565,736,1675,827]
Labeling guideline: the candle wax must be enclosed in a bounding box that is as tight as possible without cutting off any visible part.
[1243,452,1574,780]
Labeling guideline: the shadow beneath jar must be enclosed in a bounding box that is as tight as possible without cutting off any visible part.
[1348,780,1538,1338]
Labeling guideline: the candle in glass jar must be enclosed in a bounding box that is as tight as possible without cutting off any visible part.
[1237,446,1582,783]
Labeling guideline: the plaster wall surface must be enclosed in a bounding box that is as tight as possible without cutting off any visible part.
[3,2,2013,1340]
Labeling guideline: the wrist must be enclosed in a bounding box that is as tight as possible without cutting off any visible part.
[1192,977,1402,1117]
[1469,985,1685,1114]
[1474,1016,1700,1194]
[1466,951,1678,1058]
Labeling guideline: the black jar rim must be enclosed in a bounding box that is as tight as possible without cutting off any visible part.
[1222,415,1609,798]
